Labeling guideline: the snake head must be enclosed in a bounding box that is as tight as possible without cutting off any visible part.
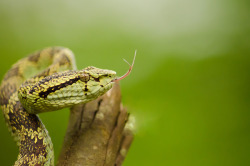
[80,66,117,98]
[18,66,117,114]
[18,52,135,114]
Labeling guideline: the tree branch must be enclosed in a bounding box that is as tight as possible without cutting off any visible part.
[57,83,133,166]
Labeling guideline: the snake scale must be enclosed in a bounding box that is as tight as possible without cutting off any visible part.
[0,47,134,166]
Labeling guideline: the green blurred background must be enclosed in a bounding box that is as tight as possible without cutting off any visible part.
[0,0,249,165]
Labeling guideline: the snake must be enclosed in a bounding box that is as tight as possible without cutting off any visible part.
[0,47,135,166]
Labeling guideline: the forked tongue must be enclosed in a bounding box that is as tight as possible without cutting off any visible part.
[112,50,136,82]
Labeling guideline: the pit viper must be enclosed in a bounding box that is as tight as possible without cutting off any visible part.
[0,47,134,166]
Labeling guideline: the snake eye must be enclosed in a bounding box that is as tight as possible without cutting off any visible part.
[80,74,89,82]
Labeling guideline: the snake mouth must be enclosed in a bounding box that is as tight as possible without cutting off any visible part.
[88,81,115,98]
[103,81,115,90]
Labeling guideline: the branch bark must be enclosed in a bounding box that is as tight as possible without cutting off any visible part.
[57,83,133,166]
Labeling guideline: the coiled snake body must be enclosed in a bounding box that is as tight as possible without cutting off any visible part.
[0,47,118,165]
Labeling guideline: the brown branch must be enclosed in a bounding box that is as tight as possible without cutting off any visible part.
[57,83,134,166]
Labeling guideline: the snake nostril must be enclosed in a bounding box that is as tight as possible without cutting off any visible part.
[94,77,100,82]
